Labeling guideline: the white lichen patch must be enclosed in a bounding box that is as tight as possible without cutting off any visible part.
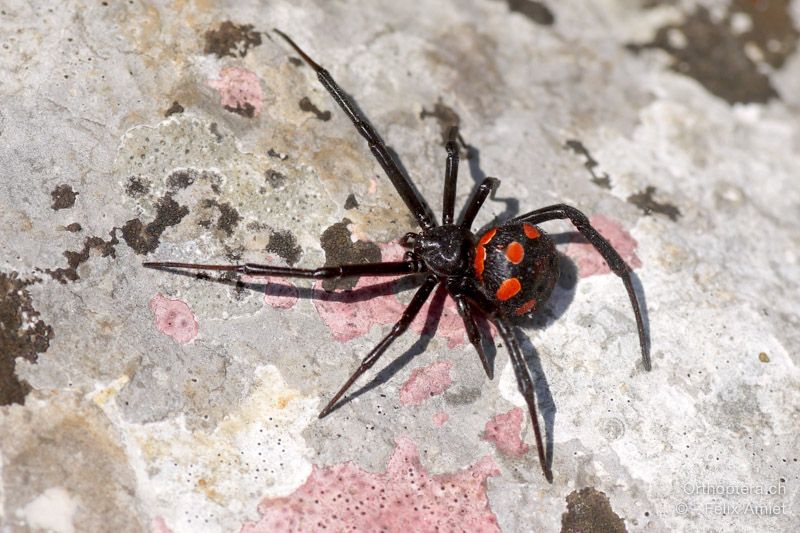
[92,365,317,533]
[18,487,79,533]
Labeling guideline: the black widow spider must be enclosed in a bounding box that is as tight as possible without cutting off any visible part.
[144,30,651,483]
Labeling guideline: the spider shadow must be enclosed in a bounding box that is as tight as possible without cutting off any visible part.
[321,283,450,415]
[386,145,438,225]
[458,141,521,228]
[539,230,652,361]
[488,251,580,478]
[515,327,558,477]
[152,266,426,304]
[318,251,583,478]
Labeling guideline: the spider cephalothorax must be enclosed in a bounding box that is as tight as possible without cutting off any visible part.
[144,30,651,483]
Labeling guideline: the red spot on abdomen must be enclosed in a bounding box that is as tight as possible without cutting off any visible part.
[496,278,521,301]
[514,298,537,316]
[474,245,487,278]
[504,242,524,264]
[474,228,497,280]
[523,223,540,239]
[478,228,497,246]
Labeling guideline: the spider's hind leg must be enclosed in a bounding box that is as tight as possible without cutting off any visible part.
[512,204,650,370]
[494,317,552,483]
[452,294,493,379]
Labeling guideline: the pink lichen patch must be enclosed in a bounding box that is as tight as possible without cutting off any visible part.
[482,407,530,459]
[242,437,500,533]
[207,67,263,117]
[312,242,409,342]
[150,517,173,533]
[432,411,449,427]
[312,274,406,342]
[410,291,465,348]
[399,360,454,406]
[313,242,467,347]
[563,214,642,278]
[257,277,299,309]
[243,262,299,310]
[149,293,198,344]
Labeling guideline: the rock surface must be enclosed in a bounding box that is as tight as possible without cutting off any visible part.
[1,1,799,532]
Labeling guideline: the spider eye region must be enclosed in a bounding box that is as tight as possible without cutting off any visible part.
[474,223,559,316]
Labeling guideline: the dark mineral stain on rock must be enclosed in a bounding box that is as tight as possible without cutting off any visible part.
[564,139,611,189]
[499,0,555,26]
[320,219,381,291]
[209,122,224,142]
[50,184,77,210]
[47,229,119,283]
[224,243,244,262]
[561,487,626,533]
[164,168,223,193]
[265,169,288,189]
[420,100,461,145]
[164,101,184,117]
[267,148,289,160]
[65,223,82,233]
[628,2,797,104]
[735,0,798,70]
[204,21,262,58]
[225,102,256,118]
[298,97,332,121]
[125,176,150,198]
[0,272,53,405]
[166,169,195,191]
[121,194,189,255]
[344,193,359,210]
[627,186,681,221]
[444,386,482,406]
[200,199,241,236]
[266,229,303,266]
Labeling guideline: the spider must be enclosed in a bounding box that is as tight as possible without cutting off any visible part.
[144,29,651,483]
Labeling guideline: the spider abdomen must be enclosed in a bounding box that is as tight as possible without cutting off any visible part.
[474,223,559,316]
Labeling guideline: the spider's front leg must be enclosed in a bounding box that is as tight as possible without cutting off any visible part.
[143,258,423,279]
[442,126,460,225]
[513,204,651,371]
[273,29,435,231]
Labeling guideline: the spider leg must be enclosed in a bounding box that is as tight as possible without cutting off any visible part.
[493,317,553,483]
[452,294,493,379]
[273,29,435,231]
[512,204,650,371]
[459,177,500,230]
[442,126,460,225]
[318,275,439,418]
[143,259,423,279]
